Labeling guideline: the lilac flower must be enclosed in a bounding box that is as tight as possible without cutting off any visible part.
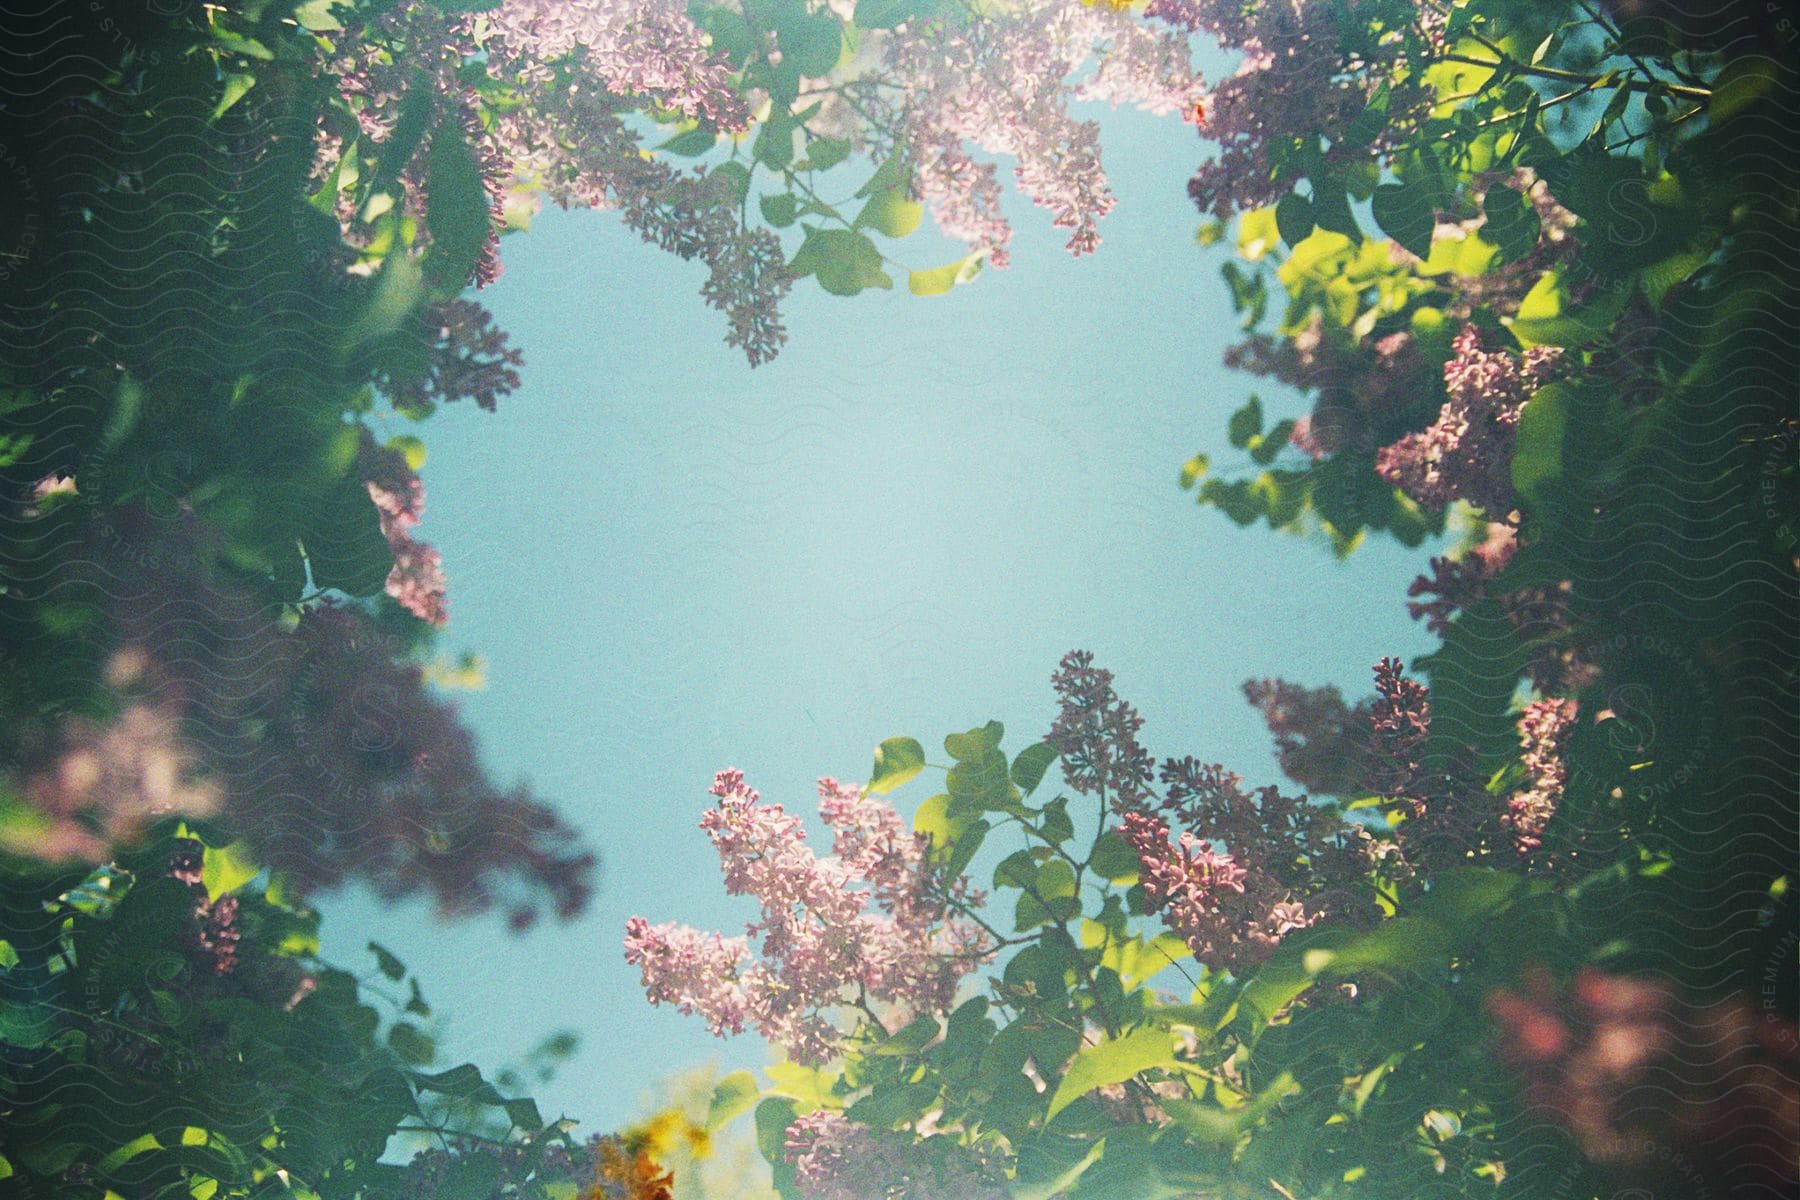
[1375,325,1564,514]
[1368,656,1432,812]
[1243,677,1375,797]
[625,770,989,1065]
[888,0,1203,261]
[499,88,790,366]
[361,439,449,627]
[1508,698,1579,855]
[486,0,749,132]
[1047,650,1154,809]
[383,300,524,416]
[622,917,754,1038]
[783,1110,1007,1200]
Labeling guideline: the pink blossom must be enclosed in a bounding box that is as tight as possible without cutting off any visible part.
[783,1110,1006,1200]
[499,87,790,366]
[625,770,989,1065]
[1047,649,1154,808]
[362,445,449,627]
[1375,325,1563,514]
[1508,698,1579,854]
[486,0,748,131]
[623,916,754,1037]
[886,0,1203,261]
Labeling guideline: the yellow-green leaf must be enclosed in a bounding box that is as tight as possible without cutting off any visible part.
[907,254,983,296]
[1047,1027,1179,1119]
[869,736,925,795]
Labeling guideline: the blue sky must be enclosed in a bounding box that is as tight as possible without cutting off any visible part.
[323,102,1441,1135]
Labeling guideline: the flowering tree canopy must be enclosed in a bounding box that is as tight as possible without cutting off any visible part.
[0,0,1795,1196]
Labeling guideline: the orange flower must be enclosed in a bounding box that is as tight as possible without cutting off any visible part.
[583,1136,675,1200]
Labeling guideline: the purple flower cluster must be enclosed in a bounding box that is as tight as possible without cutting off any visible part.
[889,1,1205,262]
[1406,522,1595,695]
[782,1109,1006,1200]
[1242,677,1374,798]
[169,838,242,976]
[500,86,791,366]
[1152,0,1431,221]
[360,436,449,627]
[1508,697,1578,855]
[383,300,524,417]
[624,771,988,1066]
[486,0,749,132]
[1053,653,1376,970]
[1226,318,1430,462]
[1047,649,1154,808]
[1367,656,1433,814]
[1375,325,1564,514]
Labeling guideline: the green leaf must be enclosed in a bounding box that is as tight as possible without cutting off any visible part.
[1226,397,1263,449]
[1161,1072,1299,1144]
[914,792,971,850]
[1011,742,1058,794]
[708,1071,760,1130]
[1708,56,1780,123]
[802,137,852,172]
[504,1097,543,1132]
[994,849,1038,891]
[299,476,395,595]
[1011,1135,1105,1200]
[945,721,1004,761]
[754,1098,801,1165]
[1309,183,1360,241]
[869,736,925,795]
[908,254,983,295]
[1371,182,1434,259]
[853,0,940,28]
[0,941,17,970]
[0,998,55,1047]
[210,28,273,58]
[212,73,256,121]
[660,127,718,156]
[293,0,344,29]
[387,434,428,472]
[424,120,493,291]
[1482,183,1541,264]
[760,193,799,228]
[1047,1027,1178,1119]
[1510,381,1569,500]
[1090,832,1139,883]
[1508,274,1630,348]
[711,161,753,207]
[200,841,259,902]
[947,746,1013,814]
[870,1013,940,1056]
[1297,916,1452,979]
[388,1022,436,1065]
[855,153,908,199]
[1274,192,1314,248]
[855,190,923,238]
[1040,798,1075,845]
[438,1154,503,1200]
[943,817,990,881]
[1036,859,1076,899]
[338,230,427,353]
[777,8,842,76]
[369,941,407,981]
[1342,81,1390,147]
[789,227,891,295]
